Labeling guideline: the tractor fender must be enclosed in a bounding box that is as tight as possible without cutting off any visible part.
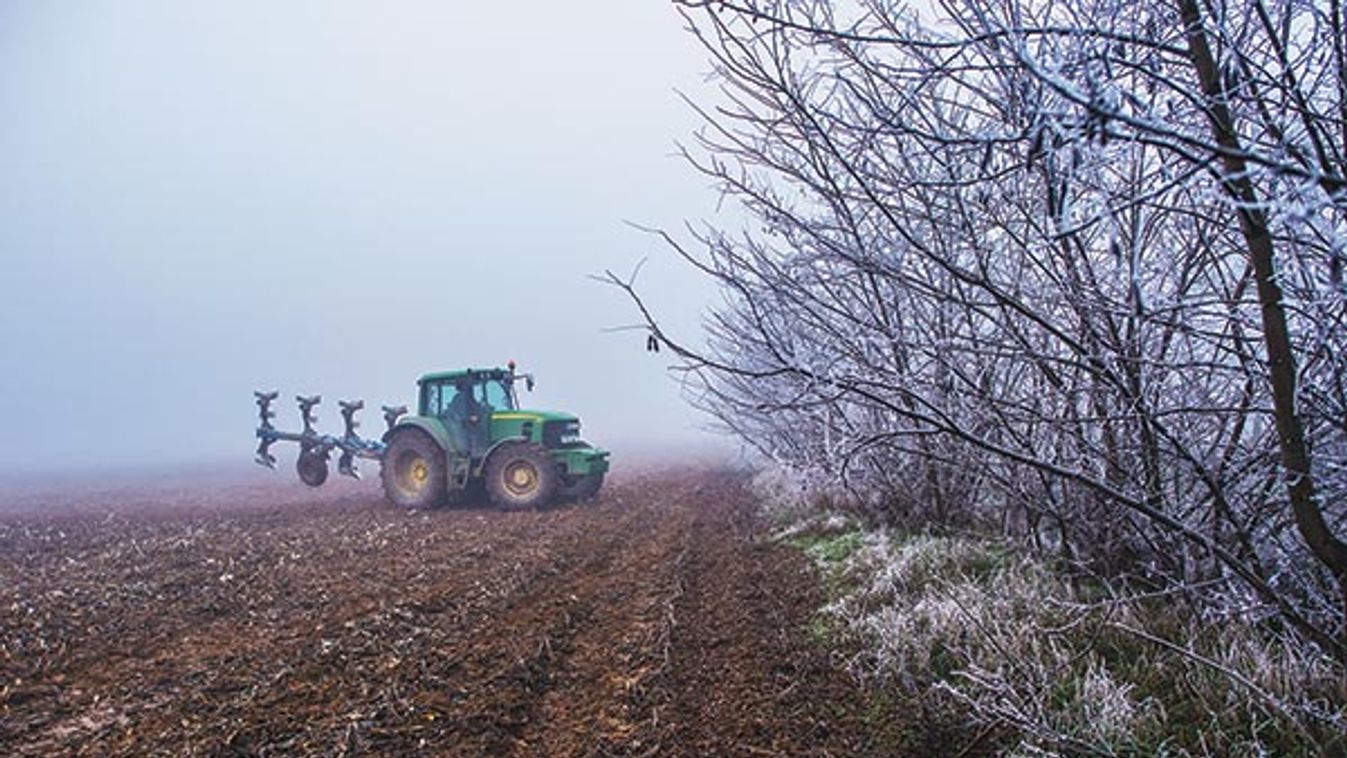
[481,436,531,465]
[384,417,460,456]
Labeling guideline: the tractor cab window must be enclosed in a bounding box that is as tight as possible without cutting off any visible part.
[421,382,444,416]
[444,381,478,419]
[423,380,479,419]
[481,379,515,411]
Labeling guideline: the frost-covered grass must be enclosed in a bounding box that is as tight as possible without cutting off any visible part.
[764,472,1347,756]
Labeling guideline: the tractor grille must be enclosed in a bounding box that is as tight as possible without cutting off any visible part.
[543,420,580,448]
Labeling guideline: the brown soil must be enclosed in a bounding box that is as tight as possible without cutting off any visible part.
[0,466,902,756]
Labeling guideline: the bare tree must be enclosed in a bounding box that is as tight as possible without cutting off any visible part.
[612,0,1347,657]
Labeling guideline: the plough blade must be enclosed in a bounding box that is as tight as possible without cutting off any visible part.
[382,405,407,430]
[254,391,279,468]
[338,400,365,479]
[338,453,359,479]
[297,395,321,435]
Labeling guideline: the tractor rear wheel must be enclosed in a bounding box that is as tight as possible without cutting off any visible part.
[296,449,329,487]
[381,430,446,509]
[485,442,559,510]
[559,472,604,503]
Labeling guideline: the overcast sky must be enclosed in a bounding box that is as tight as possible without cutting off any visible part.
[0,1,732,474]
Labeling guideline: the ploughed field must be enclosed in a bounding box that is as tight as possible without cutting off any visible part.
[0,466,887,756]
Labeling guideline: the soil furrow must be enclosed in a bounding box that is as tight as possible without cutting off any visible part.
[0,467,895,756]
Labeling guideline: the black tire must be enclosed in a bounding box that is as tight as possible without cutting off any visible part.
[559,472,604,503]
[380,429,447,509]
[296,449,329,487]
[485,442,559,510]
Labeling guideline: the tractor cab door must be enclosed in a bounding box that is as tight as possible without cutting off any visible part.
[437,379,491,458]
[463,380,492,457]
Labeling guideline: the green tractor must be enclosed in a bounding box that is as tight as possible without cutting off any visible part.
[254,364,609,509]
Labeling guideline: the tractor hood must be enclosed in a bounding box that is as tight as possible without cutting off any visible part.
[489,409,585,449]
[492,410,578,424]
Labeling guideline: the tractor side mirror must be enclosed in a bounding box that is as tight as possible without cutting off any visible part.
[526,377,535,392]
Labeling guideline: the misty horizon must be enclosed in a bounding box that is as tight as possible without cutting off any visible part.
[0,2,733,475]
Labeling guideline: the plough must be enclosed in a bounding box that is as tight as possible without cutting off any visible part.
[254,391,406,486]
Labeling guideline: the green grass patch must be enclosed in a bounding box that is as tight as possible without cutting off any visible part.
[792,529,865,565]
[786,529,865,597]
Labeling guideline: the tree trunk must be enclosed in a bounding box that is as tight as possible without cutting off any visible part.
[1176,0,1347,635]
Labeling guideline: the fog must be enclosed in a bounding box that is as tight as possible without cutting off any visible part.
[0,1,732,475]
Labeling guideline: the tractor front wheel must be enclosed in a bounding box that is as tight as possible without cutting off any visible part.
[485,442,559,510]
[381,430,446,509]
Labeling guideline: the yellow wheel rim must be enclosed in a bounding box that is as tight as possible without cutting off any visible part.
[398,454,430,494]
[504,461,539,497]
[410,459,429,484]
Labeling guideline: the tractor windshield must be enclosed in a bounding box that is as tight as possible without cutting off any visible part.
[482,379,516,411]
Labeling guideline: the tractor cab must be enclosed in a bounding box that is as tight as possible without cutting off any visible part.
[417,368,521,457]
